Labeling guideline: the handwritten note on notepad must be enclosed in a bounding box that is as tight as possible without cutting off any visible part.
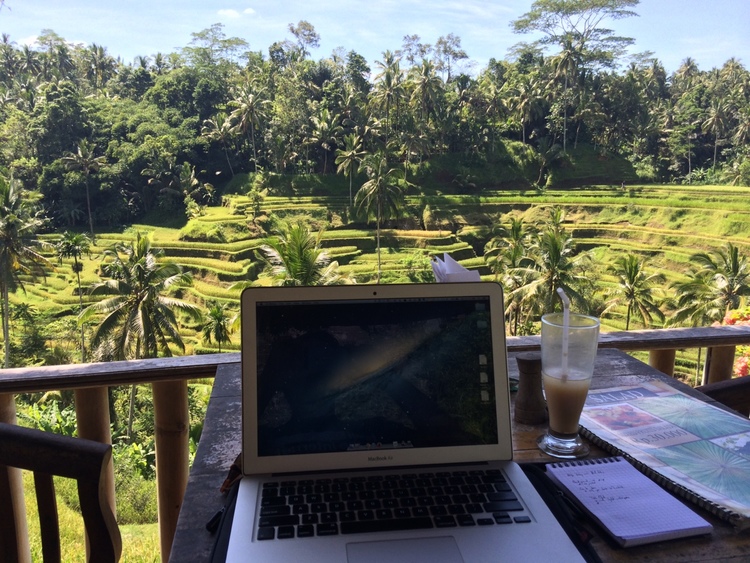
[547,457,712,547]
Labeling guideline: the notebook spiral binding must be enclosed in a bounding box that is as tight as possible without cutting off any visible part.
[549,457,620,468]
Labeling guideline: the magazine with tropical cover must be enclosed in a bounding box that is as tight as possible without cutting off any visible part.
[579,379,750,529]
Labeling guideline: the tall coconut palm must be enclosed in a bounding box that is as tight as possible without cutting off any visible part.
[484,217,534,335]
[510,228,590,318]
[0,176,50,368]
[201,301,233,353]
[550,39,579,154]
[397,129,430,182]
[80,233,201,438]
[85,43,116,90]
[669,272,726,384]
[201,113,235,177]
[310,107,343,174]
[61,139,107,242]
[56,231,91,360]
[701,100,728,170]
[689,243,750,316]
[80,232,201,361]
[335,133,366,206]
[510,74,545,144]
[602,254,665,330]
[484,217,531,279]
[409,58,443,124]
[249,222,354,287]
[355,152,405,283]
[229,82,270,169]
[372,51,404,147]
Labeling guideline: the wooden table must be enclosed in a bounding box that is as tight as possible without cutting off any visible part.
[169,349,750,562]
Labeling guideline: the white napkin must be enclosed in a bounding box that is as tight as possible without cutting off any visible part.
[431,253,481,283]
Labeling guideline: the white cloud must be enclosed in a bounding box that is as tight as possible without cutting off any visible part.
[243,8,256,16]
[218,9,241,19]
[19,35,39,48]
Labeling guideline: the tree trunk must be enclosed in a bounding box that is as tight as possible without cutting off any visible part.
[2,285,9,368]
[563,73,568,154]
[75,260,86,362]
[84,175,95,242]
[127,384,137,442]
[348,167,353,208]
[376,195,382,284]
[250,123,257,170]
[222,143,235,177]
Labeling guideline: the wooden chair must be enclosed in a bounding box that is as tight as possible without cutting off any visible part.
[0,422,122,563]
[697,376,750,417]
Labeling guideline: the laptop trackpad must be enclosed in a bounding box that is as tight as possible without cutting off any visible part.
[347,536,464,563]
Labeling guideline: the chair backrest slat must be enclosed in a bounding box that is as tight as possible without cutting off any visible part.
[0,423,122,563]
[33,472,62,562]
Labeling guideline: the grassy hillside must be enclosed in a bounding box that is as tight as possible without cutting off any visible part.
[10,173,750,378]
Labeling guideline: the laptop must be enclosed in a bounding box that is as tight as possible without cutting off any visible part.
[226,282,585,562]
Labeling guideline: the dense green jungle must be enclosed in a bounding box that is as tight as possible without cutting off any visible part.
[2,2,750,558]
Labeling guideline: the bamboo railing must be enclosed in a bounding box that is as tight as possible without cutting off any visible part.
[1,325,749,562]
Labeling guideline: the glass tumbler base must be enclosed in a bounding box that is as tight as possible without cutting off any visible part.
[537,431,590,459]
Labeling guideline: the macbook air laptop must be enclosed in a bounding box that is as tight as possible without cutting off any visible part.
[226,282,585,562]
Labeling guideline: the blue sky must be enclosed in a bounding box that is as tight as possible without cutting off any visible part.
[2,1,748,75]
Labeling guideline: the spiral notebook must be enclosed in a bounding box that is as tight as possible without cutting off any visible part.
[547,457,712,547]
[579,380,750,530]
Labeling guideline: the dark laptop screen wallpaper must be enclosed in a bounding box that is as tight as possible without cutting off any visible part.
[255,297,499,457]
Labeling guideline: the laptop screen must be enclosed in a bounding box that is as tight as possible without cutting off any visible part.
[254,295,499,458]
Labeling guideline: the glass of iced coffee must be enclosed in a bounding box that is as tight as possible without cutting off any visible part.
[537,312,600,459]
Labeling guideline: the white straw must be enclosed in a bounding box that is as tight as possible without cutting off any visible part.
[556,287,570,381]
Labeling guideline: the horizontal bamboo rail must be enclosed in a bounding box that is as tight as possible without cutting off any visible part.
[1,326,749,562]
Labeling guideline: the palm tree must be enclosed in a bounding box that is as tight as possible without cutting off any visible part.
[201,113,235,177]
[510,74,545,144]
[702,100,728,170]
[335,133,366,206]
[229,82,270,169]
[355,152,405,283]
[80,232,201,361]
[690,243,750,316]
[484,217,534,334]
[669,244,750,383]
[397,129,430,182]
[80,233,201,438]
[510,227,590,318]
[485,217,531,279]
[56,231,91,361]
[61,139,107,242]
[409,59,443,124]
[535,137,564,187]
[670,272,726,384]
[247,222,354,286]
[85,43,116,90]
[201,302,233,353]
[0,175,50,368]
[550,39,579,154]
[372,51,404,147]
[602,254,665,330]
[309,107,343,174]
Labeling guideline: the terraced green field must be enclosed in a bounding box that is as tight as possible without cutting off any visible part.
[13,183,750,377]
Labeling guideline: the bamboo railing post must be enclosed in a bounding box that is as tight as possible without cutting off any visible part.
[152,379,190,562]
[648,349,676,377]
[704,345,736,385]
[0,393,30,563]
[74,387,116,516]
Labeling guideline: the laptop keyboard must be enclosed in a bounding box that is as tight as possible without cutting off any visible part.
[256,469,531,540]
